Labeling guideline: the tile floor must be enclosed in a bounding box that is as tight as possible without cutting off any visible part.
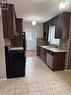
[0,57,71,95]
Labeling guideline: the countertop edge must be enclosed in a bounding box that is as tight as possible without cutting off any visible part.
[40,46,67,53]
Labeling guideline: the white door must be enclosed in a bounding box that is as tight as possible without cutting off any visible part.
[25,29,36,51]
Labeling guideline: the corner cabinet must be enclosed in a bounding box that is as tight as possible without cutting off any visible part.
[2,4,17,39]
[39,47,66,71]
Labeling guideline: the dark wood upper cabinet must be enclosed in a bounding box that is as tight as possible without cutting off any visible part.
[43,12,71,41]
[2,8,9,38]
[43,23,46,38]
[11,18,23,47]
[55,13,63,38]
[55,12,70,40]
[2,4,18,39]
[43,23,49,39]
[62,12,70,41]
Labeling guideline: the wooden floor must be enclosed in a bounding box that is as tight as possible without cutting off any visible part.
[26,50,36,57]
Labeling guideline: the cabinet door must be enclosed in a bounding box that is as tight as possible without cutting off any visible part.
[2,9,9,38]
[16,18,23,47]
[43,23,49,39]
[2,4,17,39]
[43,49,47,58]
[62,12,70,42]
[39,47,43,58]
[11,18,23,47]
[47,53,53,69]
[55,12,70,39]
[8,4,14,38]
[43,49,47,63]
[12,5,16,36]
[55,13,63,38]
[43,24,46,38]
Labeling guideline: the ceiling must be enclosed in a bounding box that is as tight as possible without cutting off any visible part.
[8,0,71,23]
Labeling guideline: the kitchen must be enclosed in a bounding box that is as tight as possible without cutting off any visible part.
[0,0,71,95]
[38,12,71,71]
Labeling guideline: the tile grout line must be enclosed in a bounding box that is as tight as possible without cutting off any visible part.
[25,77,29,95]
[35,77,41,95]
[15,78,17,95]
[35,76,52,95]
[61,87,69,95]
[1,80,7,95]
[16,77,29,95]
[50,87,68,95]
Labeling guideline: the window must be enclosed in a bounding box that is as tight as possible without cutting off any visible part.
[48,25,60,45]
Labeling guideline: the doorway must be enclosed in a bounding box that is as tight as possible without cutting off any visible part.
[25,29,36,57]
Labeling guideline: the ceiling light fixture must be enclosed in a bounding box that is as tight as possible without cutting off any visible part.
[59,0,69,11]
[32,20,36,26]
[0,0,8,10]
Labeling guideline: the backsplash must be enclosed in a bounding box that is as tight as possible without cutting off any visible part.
[65,15,71,69]
[37,38,48,46]
[60,40,68,50]
[60,15,71,69]
[4,39,11,47]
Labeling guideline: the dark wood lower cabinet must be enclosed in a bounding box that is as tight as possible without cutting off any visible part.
[47,52,66,71]
[39,47,66,71]
[5,47,26,78]
[39,47,47,63]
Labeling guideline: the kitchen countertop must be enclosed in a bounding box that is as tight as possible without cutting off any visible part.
[40,46,67,53]
[10,47,23,51]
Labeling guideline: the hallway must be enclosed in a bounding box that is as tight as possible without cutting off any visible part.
[0,57,71,95]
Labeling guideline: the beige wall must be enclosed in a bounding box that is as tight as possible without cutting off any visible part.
[0,15,6,78]
[36,23,43,38]
[23,21,43,38]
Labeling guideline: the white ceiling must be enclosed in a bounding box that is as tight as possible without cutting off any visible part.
[8,0,71,23]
